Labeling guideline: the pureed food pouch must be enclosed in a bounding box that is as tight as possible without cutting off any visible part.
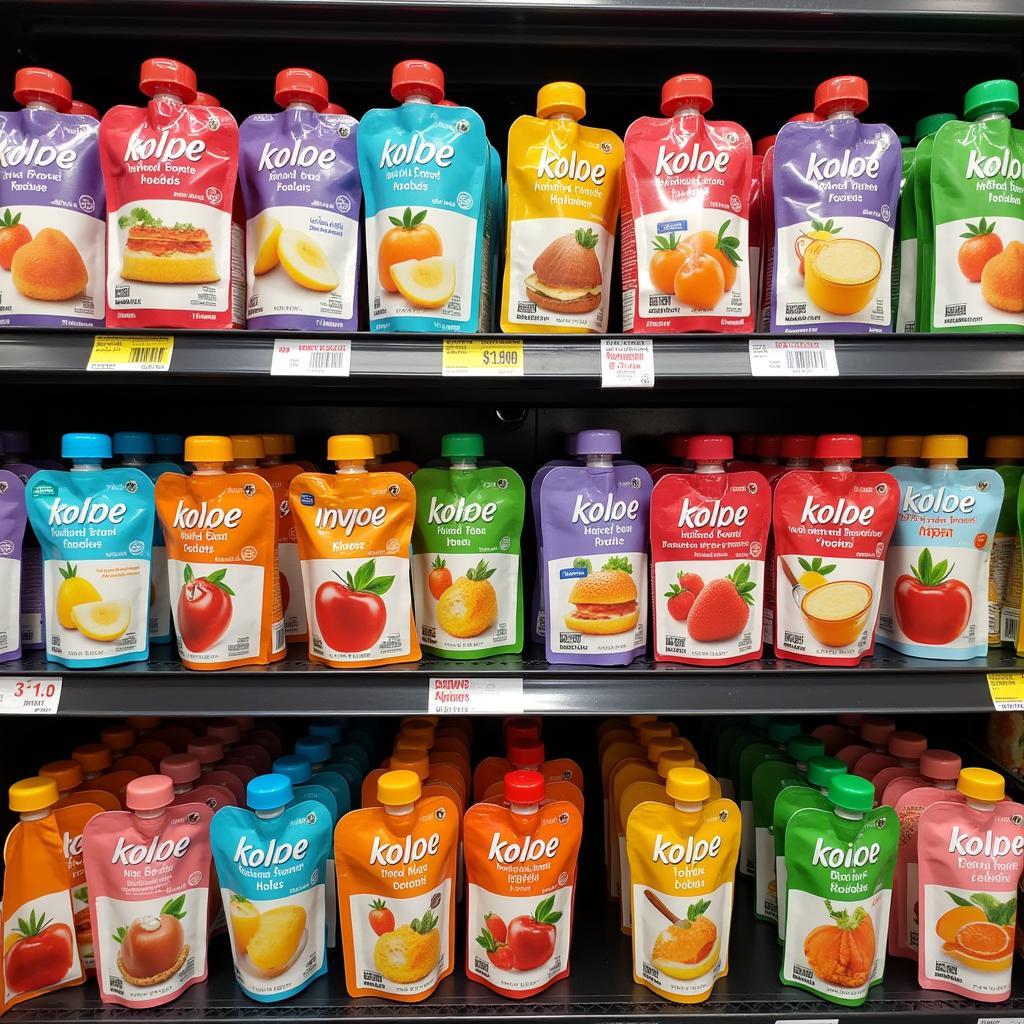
[155,435,284,670]
[335,769,458,1002]
[25,432,155,668]
[289,434,419,668]
[650,435,770,666]
[358,60,488,333]
[626,767,740,1004]
[622,73,752,333]
[239,67,361,331]
[99,58,238,329]
[986,436,1024,646]
[0,68,104,327]
[412,433,525,658]
[771,76,900,334]
[878,434,1001,660]
[501,81,622,334]
[0,469,25,662]
[772,434,898,666]
[538,429,651,665]
[464,770,582,998]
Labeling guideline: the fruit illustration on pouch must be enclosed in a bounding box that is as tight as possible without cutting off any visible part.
[525,227,602,314]
[229,895,260,954]
[489,896,560,971]
[315,559,394,652]
[391,257,456,309]
[936,891,1015,969]
[372,908,440,984]
[71,599,131,642]
[11,227,88,301]
[804,900,874,988]
[649,233,689,294]
[686,564,755,642]
[427,555,452,599]
[483,912,506,943]
[4,909,74,993]
[369,899,394,937]
[57,560,102,628]
[114,894,188,986]
[684,221,741,290]
[674,249,725,310]
[957,217,1002,282]
[649,895,720,980]
[378,207,443,292]
[665,571,704,622]
[246,905,307,977]
[0,208,31,270]
[476,925,515,969]
[436,559,497,637]
[252,215,282,275]
[794,218,841,276]
[797,556,835,591]
[177,565,234,652]
[278,229,339,292]
[894,548,971,645]
[981,239,1024,313]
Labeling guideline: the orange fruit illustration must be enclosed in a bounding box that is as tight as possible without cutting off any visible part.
[11,227,88,301]
[674,250,725,310]
[0,209,30,270]
[981,240,1024,312]
[935,904,985,942]
[954,920,1012,958]
[684,223,740,291]
[957,217,1003,282]
[377,207,442,292]
[649,233,690,294]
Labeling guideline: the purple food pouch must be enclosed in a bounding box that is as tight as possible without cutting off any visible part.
[0,469,27,661]
[239,78,361,331]
[0,106,105,326]
[538,430,651,665]
[1,441,42,649]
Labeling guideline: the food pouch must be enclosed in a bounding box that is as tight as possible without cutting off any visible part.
[0,470,26,662]
[501,81,622,333]
[474,741,583,805]
[412,433,525,658]
[25,433,154,668]
[358,60,488,333]
[621,73,752,333]
[781,774,897,1006]
[211,774,331,1003]
[538,429,651,665]
[917,767,1024,1002]
[771,76,900,334]
[649,435,770,666]
[289,434,419,668]
[156,436,282,668]
[878,435,1001,660]
[99,58,238,329]
[626,767,740,1003]
[2,439,43,651]
[985,436,1024,646]
[239,67,361,331]
[463,770,582,998]
[0,68,104,327]
[772,434,899,665]
[335,769,458,1001]
[927,80,1024,334]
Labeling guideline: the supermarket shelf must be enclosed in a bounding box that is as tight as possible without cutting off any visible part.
[2,646,1018,717]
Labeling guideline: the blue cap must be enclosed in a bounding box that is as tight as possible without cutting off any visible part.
[308,722,342,744]
[154,433,184,456]
[246,773,293,811]
[113,431,155,457]
[295,736,331,763]
[61,432,112,461]
[273,754,313,784]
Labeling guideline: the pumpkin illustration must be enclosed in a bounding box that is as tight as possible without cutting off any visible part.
[803,900,875,988]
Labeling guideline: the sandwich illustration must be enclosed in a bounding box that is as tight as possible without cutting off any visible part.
[564,567,638,635]
[118,206,219,284]
[525,227,602,314]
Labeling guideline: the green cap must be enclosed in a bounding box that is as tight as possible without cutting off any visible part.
[766,720,801,744]
[914,112,956,141]
[964,80,1019,121]
[897,134,911,145]
[441,432,484,459]
[806,755,847,789]
[828,773,874,813]
[787,734,826,763]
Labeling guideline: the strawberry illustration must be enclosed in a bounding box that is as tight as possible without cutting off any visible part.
[476,924,514,970]
[665,583,696,621]
[484,911,507,943]
[686,564,755,642]
[677,572,704,596]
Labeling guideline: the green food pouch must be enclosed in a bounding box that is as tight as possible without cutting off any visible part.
[914,131,939,332]
[713,724,756,801]
[753,734,825,922]
[781,774,898,1006]
[988,440,1024,645]
[411,432,525,658]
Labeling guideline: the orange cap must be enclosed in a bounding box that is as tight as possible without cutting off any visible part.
[647,736,688,764]
[986,435,1024,461]
[391,60,444,104]
[657,749,696,778]
[660,73,712,117]
[72,743,111,773]
[230,434,266,461]
[537,82,585,121]
[14,67,72,111]
[378,768,421,806]
[859,436,886,459]
[886,435,922,460]
[327,434,374,462]
[275,68,328,111]
[39,759,83,792]
[139,57,197,103]
[185,435,232,464]
[370,433,393,456]
[100,725,135,752]
[10,777,59,814]
[814,76,869,118]
[261,434,287,457]
[637,722,673,746]
[390,748,430,780]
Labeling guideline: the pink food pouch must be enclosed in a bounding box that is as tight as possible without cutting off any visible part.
[853,730,926,785]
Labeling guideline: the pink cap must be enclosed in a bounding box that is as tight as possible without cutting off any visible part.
[126,774,174,811]
[69,99,99,118]
[508,740,544,767]
[789,111,823,123]
[889,730,927,759]
[814,76,869,118]
[668,434,690,459]
[14,68,72,111]
[188,736,223,764]
[323,101,348,115]
[920,749,961,781]
[139,58,197,103]
[860,716,895,745]
[391,60,444,104]
[206,720,240,744]
[275,68,328,111]
[755,434,781,459]
[815,434,862,461]
[688,435,732,462]
[193,90,220,106]
[660,73,712,117]
[160,753,201,784]
[754,134,775,156]
[781,434,816,460]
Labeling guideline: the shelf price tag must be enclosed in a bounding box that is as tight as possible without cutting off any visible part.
[749,338,838,377]
[986,673,1024,711]
[0,677,62,715]
[87,335,173,372]
[601,337,654,387]
[442,339,523,377]
[270,338,351,377]
[428,676,524,715]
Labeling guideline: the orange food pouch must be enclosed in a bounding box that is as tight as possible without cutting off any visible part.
[53,802,104,973]
[473,742,582,804]
[155,435,284,670]
[335,770,458,1002]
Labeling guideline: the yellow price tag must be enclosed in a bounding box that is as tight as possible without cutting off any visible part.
[88,335,174,372]
[442,339,523,377]
[986,672,1024,711]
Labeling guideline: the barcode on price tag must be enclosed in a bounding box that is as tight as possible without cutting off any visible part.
[271,339,351,377]
[442,339,524,376]
[88,335,173,371]
[978,1018,1024,1023]
[0,677,62,714]
[428,676,524,715]
[601,337,654,387]
[749,338,838,377]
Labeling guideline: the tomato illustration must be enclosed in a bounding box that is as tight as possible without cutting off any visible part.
[506,896,561,970]
[428,555,453,599]
[177,565,234,652]
[483,911,507,944]
[368,899,394,936]
[315,559,394,653]
[4,910,74,993]
[894,548,972,646]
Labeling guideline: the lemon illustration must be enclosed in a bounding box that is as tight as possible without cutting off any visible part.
[247,905,306,975]
[798,571,828,591]
[252,214,282,275]
[56,561,102,628]
[390,257,456,309]
[278,229,339,292]
[71,600,131,642]
[437,559,498,638]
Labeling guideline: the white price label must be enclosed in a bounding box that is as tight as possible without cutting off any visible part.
[749,338,838,377]
[0,677,62,714]
[774,1019,838,1024]
[271,339,351,377]
[601,337,654,387]
[428,676,524,715]
[978,1019,1024,1023]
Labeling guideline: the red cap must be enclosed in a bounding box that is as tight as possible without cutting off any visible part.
[187,736,223,764]
[139,58,197,103]
[668,434,690,459]
[920,749,961,781]
[275,68,328,111]
[437,99,459,107]
[781,434,816,460]
[508,740,544,768]
[888,730,927,759]
[736,433,757,457]
[69,99,99,118]
[504,769,545,805]
[836,713,864,728]
[391,60,444,104]
[160,753,201,784]
[789,111,823,123]
[126,774,174,812]
[815,433,862,461]
[206,720,240,745]
[323,101,347,115]
[505,717,541,746]
[754,134,776,156]
[755,434,781,459]
[660,73,713,117]
[814,76,869,119]
[860,716,895,745]
[688,435,732,462]
[14,68,72,112]
[193,90,220,106]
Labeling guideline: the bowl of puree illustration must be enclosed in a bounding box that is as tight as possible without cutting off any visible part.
[800,580,873,647]
[802,237,881,316]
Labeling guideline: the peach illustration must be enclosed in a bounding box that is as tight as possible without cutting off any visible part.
[981,240,1024,313]
[11,227,87,301]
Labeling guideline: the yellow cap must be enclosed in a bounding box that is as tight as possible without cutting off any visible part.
[283,434,297,455]
[39,759,83,792]
[262,434,287,457]
[657,749,696,778]
[537,81,586,121]
[377,768,421,806]
[646,736,687,763]
[10,776,59,813]
[100,725,135,751]
[370,433,393,456]
[637,722,673,746]
[860,436,886,458]
[390,749,430,780]
[921,434,968,460]
[665,766,710,803]
[184,435,232,464]
[957,766,1005,802]
[629,714,658,728]
[986,435,1024,461]
[231,434,266,461]
[327,434,374,462]
[886,435,922,460]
